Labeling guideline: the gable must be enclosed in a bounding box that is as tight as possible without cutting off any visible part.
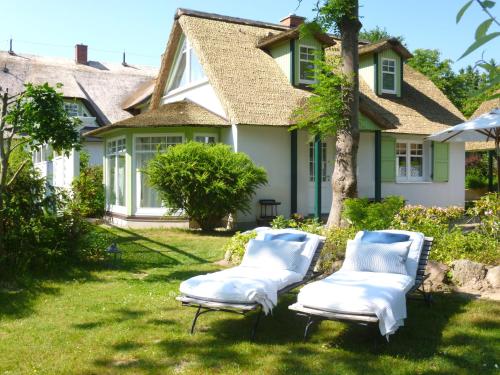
[164,34,207,94]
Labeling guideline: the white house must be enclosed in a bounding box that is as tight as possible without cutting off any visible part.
[85,9,466,228]
[0,45,157,189]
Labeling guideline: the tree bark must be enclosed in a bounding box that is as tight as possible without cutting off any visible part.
[326,3,362,228]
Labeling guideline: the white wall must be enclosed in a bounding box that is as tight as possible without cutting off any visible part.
[357,132,376,198]
[84,141,104,167]
[382,142,465,207]
[161,81,227,119]
[236,125,291,225]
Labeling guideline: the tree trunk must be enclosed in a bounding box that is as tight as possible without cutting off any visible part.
[326,3,362,228]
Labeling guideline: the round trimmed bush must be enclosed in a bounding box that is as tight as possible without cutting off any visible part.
[146,142,267,231]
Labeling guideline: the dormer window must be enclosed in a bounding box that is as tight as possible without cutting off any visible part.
[381,58,396,94]
[167,36,206,93]
[65,102,80,117]
[299,45,316,84]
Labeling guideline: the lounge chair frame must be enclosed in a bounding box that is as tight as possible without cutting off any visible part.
[289,237,433,340]
[177,240,325,340]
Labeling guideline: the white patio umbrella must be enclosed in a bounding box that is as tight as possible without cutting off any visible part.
[426,108,500,192]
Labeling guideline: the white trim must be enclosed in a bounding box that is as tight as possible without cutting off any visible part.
[133,133,185,215]
[298,44,317,84]
[381,58,397,94]
[163,78,209,99]
[105,135,127,210]
[396,140,425,182]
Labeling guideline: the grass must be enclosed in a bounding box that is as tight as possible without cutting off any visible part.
[0,225,499,374]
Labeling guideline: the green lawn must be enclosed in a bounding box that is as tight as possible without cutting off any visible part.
[0,226,499,375]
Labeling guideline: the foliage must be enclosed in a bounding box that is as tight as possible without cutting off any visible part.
[291,54,352,138]
[318,226,357,272]
[465,152,497,188]
[342,196,405,230]
[359,26,405,45]
[312,0,359,34]
[146,142,267,231]
[71,151,105,218]
[407,49,499,116]
[271,214,324,235]
[222,230,257,264]
[467,192,500,238]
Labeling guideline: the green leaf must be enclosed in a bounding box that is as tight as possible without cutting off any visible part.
[459,32,500,59]
[475,19,494,39]
[481,0,495,8]
[456,0,473,23]
[487,92,500,100]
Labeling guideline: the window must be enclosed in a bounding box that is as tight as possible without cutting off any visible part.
[135,135,183,209]
[167,37,206,92]
[64,103,80,117]
[381,58,396,94]
[32,144,51,164]
[299,45,316,84]
[309,142,327,182]
[396,142,423,180]
[107,138,127,207]
[194,135,216,144]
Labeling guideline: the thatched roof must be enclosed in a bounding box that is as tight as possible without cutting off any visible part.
[465,95,499,151]
[0,51,157,125]
[85,99,229,136]
[256,28,336,49]
[361,65,465,135]
[122,79,156,110]
[146,9,462,135]
[359,38,413,60]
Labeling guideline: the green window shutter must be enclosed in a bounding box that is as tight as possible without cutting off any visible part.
[381,135,396,182]
[433,142,449,182]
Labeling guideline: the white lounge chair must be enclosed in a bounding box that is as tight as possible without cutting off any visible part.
[289,230,433,340]
[177,227,325,339]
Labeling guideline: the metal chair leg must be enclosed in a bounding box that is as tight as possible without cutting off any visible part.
[190,306,203,334]
[304,316,316,341]
[250,308,262,341]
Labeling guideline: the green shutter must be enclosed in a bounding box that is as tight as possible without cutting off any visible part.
[381,135,396,182]
[433,142,449,182]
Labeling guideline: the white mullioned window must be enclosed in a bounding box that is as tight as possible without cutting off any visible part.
[309,142,328,182]
[167,36,206,92]
[32,144,51,164]
[135,135,183,210]
[396,142,424,181]
[106,138,127,208]
[64,102,80,117]
[194,134,217,144]
[299,45,317,84]
[381,58,396,94]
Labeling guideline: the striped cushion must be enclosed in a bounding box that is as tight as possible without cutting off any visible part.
[342,240,412,275]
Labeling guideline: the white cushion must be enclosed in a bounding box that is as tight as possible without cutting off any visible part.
[341,239,412,275]
[254,227,324,277]
[354,230,425,281]
[241,239,304,271]
[297,270,413,314]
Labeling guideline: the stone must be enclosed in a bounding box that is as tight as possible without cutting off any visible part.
[485,265,500,289]
[424,261,449,291]
[451,259,488,290]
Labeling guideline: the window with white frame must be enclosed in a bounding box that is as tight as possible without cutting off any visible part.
[299,45,316,84]
[106,138,127,207]
[381,58,396,93]
[396,142,423,180]
[64,102,80,117]
[167,36,206,92]
[32,144,51,164]
[309,142,328,182]
[135,135,183,209]
[194,135,216,144]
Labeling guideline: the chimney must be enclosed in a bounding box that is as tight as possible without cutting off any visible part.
[75,44,88,64]
[280,14,306,28]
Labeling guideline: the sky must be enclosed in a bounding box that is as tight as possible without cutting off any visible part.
[1,0,498,72]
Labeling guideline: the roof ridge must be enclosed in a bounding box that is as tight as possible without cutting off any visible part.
[175,8,290,31]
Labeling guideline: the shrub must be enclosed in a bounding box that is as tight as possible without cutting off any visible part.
[342,196,405,230]
[147,142,267,231]
[71,151,105,218]
[270,214,324,235]
[318,226,358,273]
[467,192,499,239]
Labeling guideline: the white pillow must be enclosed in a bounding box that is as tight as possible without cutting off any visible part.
[341,239,412,275]
[241,239,305,271]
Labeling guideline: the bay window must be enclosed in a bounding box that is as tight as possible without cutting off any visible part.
[135,135,183,211]
[194,134,217,144]
[107,138,126,208]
